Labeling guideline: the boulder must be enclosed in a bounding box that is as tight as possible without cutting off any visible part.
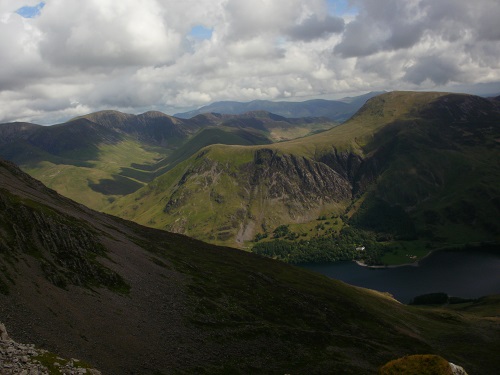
[0,323,10,341]
[450,362,468,375]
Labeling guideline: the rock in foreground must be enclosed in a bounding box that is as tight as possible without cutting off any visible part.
[379,354,468,375]
[0,322,101,375]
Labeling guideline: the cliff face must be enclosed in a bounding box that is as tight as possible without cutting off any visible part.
[124,138,397,245]
[317,148,384,195]
[157,147,354,243]
[249,148,352,203]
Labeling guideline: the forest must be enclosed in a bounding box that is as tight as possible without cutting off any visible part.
[252,226,385,264]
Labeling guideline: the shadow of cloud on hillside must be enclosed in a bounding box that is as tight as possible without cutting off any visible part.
[88,174,143,195]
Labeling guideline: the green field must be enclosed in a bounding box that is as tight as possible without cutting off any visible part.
[379,241,431,265]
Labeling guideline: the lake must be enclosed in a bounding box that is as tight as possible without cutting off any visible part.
[300,249,500,303]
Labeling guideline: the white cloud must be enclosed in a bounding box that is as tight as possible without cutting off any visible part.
[37,0,182,69]
[0,0,499,124]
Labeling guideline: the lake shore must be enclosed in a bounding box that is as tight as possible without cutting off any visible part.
[355,260,418,269]
[355,243,496,269]
[355,249,435,269]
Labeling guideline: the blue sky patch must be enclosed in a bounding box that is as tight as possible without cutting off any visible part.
[189,25,213,40]
[16,2,45,18]
[327,0,358,16]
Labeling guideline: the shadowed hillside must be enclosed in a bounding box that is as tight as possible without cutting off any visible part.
[1,159,499,374]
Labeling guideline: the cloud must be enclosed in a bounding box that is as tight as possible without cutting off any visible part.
[404,55,461,85]
[334,0,428,57]
[224,0,303,40]
[36,0,183,69]
[0,0,499,124]
[0,9,47,90]
[335,0,500,58]
[334,0,500,88]
[287,15,345,41]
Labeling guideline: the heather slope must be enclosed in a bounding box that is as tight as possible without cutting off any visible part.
[1,159,499,374]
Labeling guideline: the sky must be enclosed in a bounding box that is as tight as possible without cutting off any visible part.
[1,0,500,124]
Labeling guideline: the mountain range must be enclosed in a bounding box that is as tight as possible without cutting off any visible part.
[0,109,336,210]
[107,91,500,256]
[174,91,383,121]
[1,158,499,374]
[1,90,500,373]
[1,91,499,264]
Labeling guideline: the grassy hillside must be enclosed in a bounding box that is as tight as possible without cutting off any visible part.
[348,93,500,244]
[106,143,353,246]
[107,92,500,261]
[271,91,451,156]
[0,115,178,210]
[1,158,499,374]
[0,111,336,212]
[23,138,167,209]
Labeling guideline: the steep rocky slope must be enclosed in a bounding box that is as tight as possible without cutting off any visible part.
[1,159,499,374]
[113,145,353,244]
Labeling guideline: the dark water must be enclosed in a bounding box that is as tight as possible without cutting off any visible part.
[300,249,500,303]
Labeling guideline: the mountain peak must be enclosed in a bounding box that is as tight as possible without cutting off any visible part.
[74,110,135,127]
[139,110,172,118]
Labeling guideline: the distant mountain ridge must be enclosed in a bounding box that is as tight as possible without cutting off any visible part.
[2,90,499,258]
[174,91,384,121]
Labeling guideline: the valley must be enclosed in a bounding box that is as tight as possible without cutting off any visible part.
[2,91,500,267]
[1,91,500,374]
[3,1,500,374]
[107,91,500,265]
[0,108,338,212]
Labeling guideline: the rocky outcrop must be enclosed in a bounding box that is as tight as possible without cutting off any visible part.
[450,362,469,375]
[0,323,101,375]
[250,148,352,204]
[0,323,10,341]
[379,355,469,375]
[0,186,129,293]
[161,148,353,241]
